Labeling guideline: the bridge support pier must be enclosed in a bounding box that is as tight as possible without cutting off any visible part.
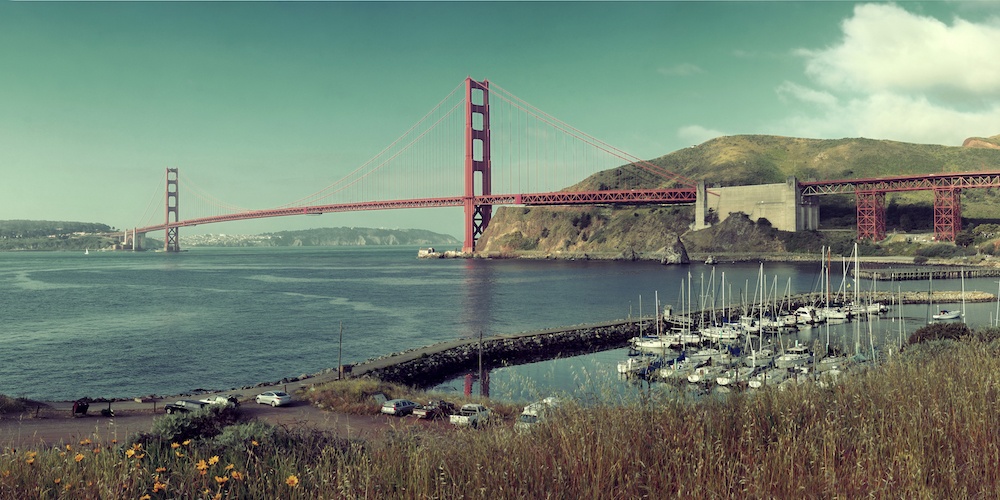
[165,168,180,252]
[463,78,491,253]
[856,191,886,241]
[933,187,961,242]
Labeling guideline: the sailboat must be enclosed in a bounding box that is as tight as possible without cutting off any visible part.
[930,269,964,321]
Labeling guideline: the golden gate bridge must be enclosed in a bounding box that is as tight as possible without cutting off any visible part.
[123,78,1000,252]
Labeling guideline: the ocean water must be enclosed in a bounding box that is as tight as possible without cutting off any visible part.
[0,247,992,401]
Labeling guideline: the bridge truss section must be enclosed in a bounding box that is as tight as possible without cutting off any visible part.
[800,170,1000,242]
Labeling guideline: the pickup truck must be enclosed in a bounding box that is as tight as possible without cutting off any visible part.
[164,400,209,414]
[449,403,491,427]
[199,395,240,407]
[413,400,456,420]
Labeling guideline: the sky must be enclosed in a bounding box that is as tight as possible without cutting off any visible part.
[2,1,1000,238]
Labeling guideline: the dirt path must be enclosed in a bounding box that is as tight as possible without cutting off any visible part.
[0,402,450,448]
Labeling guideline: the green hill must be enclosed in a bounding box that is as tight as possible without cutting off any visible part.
[572,134,1000,190]
[480,134,1000,258]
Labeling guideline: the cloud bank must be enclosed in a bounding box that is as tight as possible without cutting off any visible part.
[779,3,1000,145]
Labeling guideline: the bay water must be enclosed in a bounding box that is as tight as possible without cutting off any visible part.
[0,247,992,402]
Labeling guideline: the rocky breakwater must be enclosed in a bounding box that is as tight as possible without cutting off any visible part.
[357,321,640,388]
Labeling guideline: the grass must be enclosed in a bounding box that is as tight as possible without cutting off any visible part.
[4,336,1000,497]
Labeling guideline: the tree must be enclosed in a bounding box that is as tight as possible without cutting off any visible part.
[954,229,975,248]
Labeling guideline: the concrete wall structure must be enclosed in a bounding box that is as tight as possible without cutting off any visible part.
[695,177,818,232]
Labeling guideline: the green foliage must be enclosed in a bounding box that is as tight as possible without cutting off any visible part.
[494,231,538,251]
[907,322,973,345]
[914,255,929,265]
[143,405,244,444]
[954,229,975,247]
[916,243,976,258]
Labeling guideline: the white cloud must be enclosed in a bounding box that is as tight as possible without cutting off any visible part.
[776,81,837,108]
[801,3,1000,97]
[658,63,704,77]
[776,3,1000,145]
[678,125,728,146]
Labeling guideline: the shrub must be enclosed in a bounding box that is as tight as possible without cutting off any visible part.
[913,255,929,265]
[0,394,28,413]
[145,404,244,443]
[907,322,972,345]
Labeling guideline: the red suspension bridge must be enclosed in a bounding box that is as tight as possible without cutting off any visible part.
[124,78,1000,252]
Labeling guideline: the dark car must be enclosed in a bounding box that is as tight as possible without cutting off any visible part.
[413,400,457,420]
[164,400,209,414]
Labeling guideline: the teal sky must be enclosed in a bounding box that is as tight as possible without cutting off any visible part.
[2,1,1000,238]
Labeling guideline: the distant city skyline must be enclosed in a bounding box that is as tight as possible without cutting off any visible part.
[2,2,999,238]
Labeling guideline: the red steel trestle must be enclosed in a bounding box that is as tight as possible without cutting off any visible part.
[165,168,180,252]
[463,78,492,253]
[855,190,886,241]
[933,187,961,242]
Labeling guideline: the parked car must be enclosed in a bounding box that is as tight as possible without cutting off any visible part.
[413,400,457,420]
[449,403,491,427]
[381,399,419,416]
[165,400,209,414]
[200,394,240,407]
[515,396,561,431]
[255,391,292,407]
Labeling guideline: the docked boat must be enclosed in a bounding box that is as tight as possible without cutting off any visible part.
[685,346,732,364]
[932,309,962,320]
[775,342,813,369]
[716,366,752,386]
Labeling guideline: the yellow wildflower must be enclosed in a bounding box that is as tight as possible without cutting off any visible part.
[79,439,91,446]
[170,442,180,449]
[65,444,72,451]
[54,478,61,484]
[25,458,34,465]
[92,447,101,454]
[2,470,10,477]
[214,475,229,485]
[175,451,184,458]
[74,453,84,463]
[286,475,299,487]
[155,467,166,473]
[230,471,244,481]
[132,443,142,451]
[139,495,151,500]
[208,455,220,466]
[182,439,191,446]
[153,480,166,493]
[64,483,72,491]
[111,439,117,444]
[251,440,259,447]
[214,494,222,500]
[125,449,135,458]
[196,459,208,471]
[224,463,235,471]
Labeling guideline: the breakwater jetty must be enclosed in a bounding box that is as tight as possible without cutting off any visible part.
[350,320,643,388]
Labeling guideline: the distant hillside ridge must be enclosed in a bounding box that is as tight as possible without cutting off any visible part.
[0,220,117,251]
[182,227,460,247]
[571,134,1000,190]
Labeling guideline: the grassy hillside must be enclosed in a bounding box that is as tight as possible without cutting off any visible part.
[572,134,1000,190]
[474,135,1000,258]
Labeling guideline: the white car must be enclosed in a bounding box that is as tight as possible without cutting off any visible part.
[255,391,292,407]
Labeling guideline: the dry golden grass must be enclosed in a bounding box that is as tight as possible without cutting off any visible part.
[2,340,1000,497]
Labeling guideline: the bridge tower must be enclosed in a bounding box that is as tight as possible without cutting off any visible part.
[463,78,492,253]
[856,190,886,241]
[933,187,961,242]
[165,168,180,252]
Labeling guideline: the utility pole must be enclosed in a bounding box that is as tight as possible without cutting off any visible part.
[338,321,344,380]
